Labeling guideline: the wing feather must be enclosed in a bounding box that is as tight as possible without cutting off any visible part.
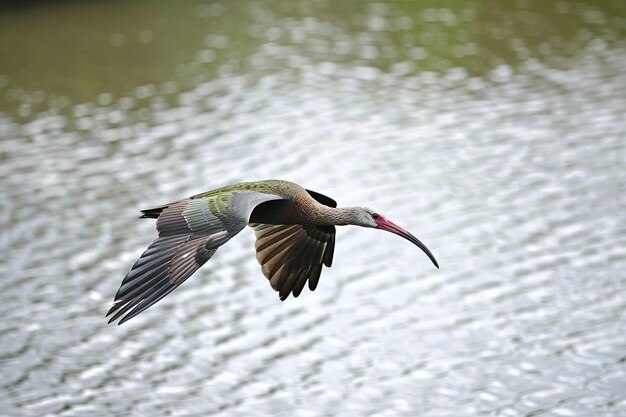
[108,190,283,324]
[256,225,300,252]
[250,223,336,300]
[155,200,193,236]
[276,229,316,298]
[298,263,322,296]
[322,232,335,267]
[107,234,217,324]
[279,268,304,300]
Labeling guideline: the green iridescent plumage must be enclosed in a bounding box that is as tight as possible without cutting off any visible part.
[191,179,303,200]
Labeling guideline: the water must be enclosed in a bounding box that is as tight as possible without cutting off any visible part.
[1,1,625,416]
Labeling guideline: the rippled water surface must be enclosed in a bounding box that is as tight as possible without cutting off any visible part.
[1,1,626,416]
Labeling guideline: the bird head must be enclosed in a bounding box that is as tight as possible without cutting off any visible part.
[357,207,439,269]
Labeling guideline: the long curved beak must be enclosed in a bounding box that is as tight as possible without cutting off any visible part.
[376,217,439,268]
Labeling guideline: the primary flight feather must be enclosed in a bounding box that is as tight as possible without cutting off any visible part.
[107,180,438,324]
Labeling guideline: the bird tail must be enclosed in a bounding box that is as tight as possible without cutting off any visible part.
[139,204,170,219]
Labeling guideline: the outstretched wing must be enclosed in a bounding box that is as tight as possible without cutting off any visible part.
[247,187,337,300]
[107,191,282,324]
[249,223,335,300]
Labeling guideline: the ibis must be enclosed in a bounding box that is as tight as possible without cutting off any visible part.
[107,180,438,324]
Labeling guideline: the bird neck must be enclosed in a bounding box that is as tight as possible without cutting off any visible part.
[313,205,360,226]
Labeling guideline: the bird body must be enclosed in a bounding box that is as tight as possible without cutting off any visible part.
[107,180,438,324]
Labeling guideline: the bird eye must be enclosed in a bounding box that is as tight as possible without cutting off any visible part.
[372,213,379,219]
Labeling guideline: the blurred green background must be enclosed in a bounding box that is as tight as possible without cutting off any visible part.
[2,0,624,114]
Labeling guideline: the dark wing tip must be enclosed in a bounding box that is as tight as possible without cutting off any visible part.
[106,234,216,325]
[305,189,337,208]
[139,204,170,219]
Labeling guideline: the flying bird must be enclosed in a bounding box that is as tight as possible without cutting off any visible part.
[107,180,438,324]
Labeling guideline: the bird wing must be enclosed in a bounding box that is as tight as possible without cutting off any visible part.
[107,191,282,324]
[249,223,335,300]
[246,187,337,300]
[305,189,337,207]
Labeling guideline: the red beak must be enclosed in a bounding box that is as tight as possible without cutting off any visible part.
[376,216,439,268]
